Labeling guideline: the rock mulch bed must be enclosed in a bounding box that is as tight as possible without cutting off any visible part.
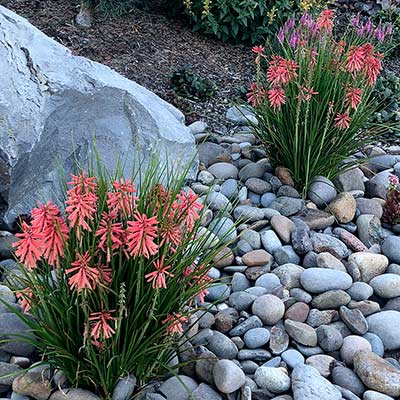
[1,111,400,399]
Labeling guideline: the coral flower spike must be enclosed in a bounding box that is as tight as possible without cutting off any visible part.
[89,310,117,340]
[145,255,174,289]
[335,112,352,130]
[13,221,43,270]
[126,211,159,259]
[66,251,101,291]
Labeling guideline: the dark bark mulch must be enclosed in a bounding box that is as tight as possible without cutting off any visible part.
[1,0,254,130]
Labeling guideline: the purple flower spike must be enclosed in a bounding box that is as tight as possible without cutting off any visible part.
[300,13,309,26]
[365,19,373,34]
[386,23,393,36]
[277,28,285,44]
[375,25,385,42]
[289,31,299,48]
[352,13,361,28]
[287,17,295,30]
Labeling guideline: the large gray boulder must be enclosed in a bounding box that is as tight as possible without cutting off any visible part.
[0,6,197,228]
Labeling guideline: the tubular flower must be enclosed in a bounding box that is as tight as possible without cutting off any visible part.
[252,46,266,65]
[174,191,203,231]
[268,87,286,110]
[13,222,43,270]
[335,112,351,130]
[316,9,334,32]
[107,179,138,216]
[267,56,299,86]
[364,53,382,86]
[346,87,362,110]
[159,213,182,247]
[67,171,97,195]
[66,251,101,291]
[89,310,116,340]
[126,211,159,258]
[30,201,69,267]
[65,172,98,239]
[145,255,174,289]
[346,45,365,73]
[96,211,125,262]
[162,313,188,335]
[17,288,34,314]
[246,83,266,107]
[298,85,318,102]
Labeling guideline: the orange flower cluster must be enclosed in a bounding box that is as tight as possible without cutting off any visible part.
[13,171,206,342]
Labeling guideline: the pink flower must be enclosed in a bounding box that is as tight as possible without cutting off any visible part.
[16,288,34,314]
[335,112,351,130]
[31,202,69,268]
[174,191,203,231]
[298,86,318,102]
[316,9,334,32]
[160,213,182,247]
[268,87,286,110]
[68,171,97,195]
[126,211,159,258]
[145,255,174,289]
[252,46,265,54]
[267,56,299,86]
[347,46,365,73]
[13,222,43,270]
[96,211,125,262]
[107,179,138,216]
[162,313,188,335]
[66,251,101,291]
[346,87,362,110]
[89,310,116,340]
[246,83,266,107]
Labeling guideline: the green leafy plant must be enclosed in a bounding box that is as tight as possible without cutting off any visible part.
[171,0,327,44]
[7,153,235,399]
[371,71,400,126]
[247,10,391,193]
[171,66,216,100]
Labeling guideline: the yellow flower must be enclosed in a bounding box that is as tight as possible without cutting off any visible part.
[202,0,212,16]
[267,6,277,25]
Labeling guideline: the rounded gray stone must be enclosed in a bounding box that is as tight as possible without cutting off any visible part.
[208,162,239,179]
[255,366,291,393]
[291,365,342,400]
[159,376,198,400]
[307,176,337,208]
[331,366,365,397]
[366,311,400,351]
[370,274,400,299]
[316,325,343,352]
[243,328,270,349]
[252,295,285,325]
[347,282,373,301]
[281,349,305,368]
[300,268,352,293]
[213,359,246,394]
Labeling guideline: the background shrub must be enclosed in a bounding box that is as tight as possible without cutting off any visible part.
[171,0,327,44]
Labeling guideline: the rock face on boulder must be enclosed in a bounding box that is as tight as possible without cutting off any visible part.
[0,6,196,228]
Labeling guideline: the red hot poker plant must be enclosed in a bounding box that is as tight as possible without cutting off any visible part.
[247,10,391,193]
[10,157,235,399]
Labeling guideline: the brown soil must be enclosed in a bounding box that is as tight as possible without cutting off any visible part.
[1,0,254,131]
